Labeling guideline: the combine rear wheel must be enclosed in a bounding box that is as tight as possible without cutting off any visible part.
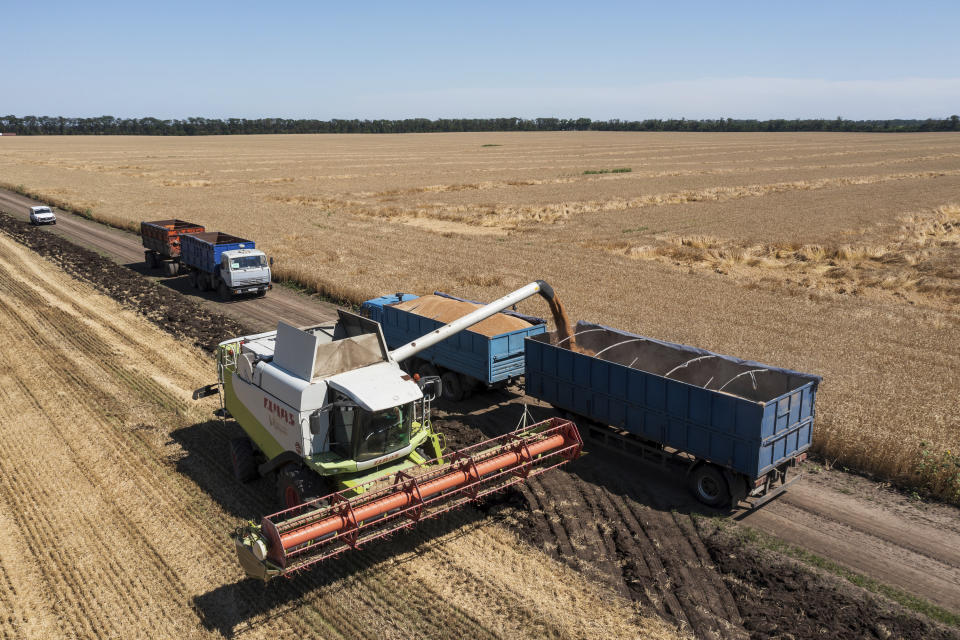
[230,437,259,483]
[164,261,179,277]
[276,464,327,509]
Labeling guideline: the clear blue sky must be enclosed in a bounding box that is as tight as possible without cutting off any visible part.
[4,0,958,120]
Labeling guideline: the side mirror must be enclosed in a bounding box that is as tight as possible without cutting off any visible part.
[418,376,442,401]
[269,257,274,267]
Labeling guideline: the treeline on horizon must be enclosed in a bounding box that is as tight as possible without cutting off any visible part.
[2,114,958,135]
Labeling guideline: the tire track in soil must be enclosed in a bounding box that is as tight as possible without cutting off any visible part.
[440,415,745,639]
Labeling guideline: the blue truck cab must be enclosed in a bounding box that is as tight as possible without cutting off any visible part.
[180,231,272,299]
[361,292,547,401]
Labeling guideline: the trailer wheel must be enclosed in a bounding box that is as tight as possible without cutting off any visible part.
[145,251,156,269]
[689,464,730,507]
[189,270,199,289]
[164,261,179,277]
[218,281,231,301]
[440,371,464,402]
[230,437,259,483]
[416,363,439,379]
[276,464,326,509]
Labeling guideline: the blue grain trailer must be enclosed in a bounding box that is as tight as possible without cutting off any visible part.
[180,231,272,300]
[361,292,547,401]
[525,321,820,507]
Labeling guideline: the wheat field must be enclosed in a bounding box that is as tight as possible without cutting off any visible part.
[1,131,959,500]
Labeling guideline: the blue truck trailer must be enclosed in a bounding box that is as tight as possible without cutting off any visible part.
[524,321,820,507]
[361,292,547,401]
[180,231,272,300]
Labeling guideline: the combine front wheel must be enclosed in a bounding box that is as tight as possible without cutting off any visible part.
[276,465,327,509]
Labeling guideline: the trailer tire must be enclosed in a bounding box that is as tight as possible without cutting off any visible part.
[276,464,326,509]
[189,270,199,289]
[689,464,730,507]
[440,371,464,402]
[218,281,231,301]
[416,363,439,380]
[230,437,259,483]
[164,261,179,277]
[145,251,156,269]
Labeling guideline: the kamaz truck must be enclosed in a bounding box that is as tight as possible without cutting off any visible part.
[180,231,272,299]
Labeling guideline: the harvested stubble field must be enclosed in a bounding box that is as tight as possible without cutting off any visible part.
[1,131,959,500]
[0,225,680,640]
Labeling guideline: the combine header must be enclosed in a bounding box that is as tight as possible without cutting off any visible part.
[204,281,583,580]
[236,418,580,580]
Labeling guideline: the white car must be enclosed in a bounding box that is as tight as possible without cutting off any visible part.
[29,206,56,225]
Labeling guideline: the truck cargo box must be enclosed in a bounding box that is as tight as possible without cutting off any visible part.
[180,231,255,274]
[362,292,547,386]
[525,321,820,480]
[140,219,205,258]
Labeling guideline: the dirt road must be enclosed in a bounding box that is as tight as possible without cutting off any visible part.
[2,189,959,636]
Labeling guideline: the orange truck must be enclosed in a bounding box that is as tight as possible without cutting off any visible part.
[141,219,205,276]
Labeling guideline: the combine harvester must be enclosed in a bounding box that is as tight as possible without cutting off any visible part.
[204,281,583,580]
